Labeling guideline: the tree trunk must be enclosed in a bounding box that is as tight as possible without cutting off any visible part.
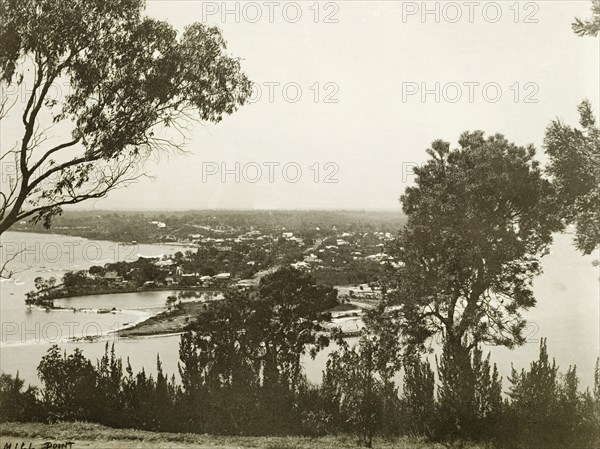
[444,336,476,435]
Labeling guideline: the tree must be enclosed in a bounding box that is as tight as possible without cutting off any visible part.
[178,267,338,434]
[0,372,39,422]
[88,265,105,276]
[62,270,88,289]
[25,275,58,305]
[130,257,165,285]
[257,266,338,391]
[505,339,596,449]
[321,333,400,448]
[33,276,45,291]
[0,0,251,235]
[470,347,502,427]
[436,345,502,440]
[544,100,600,254]
[401,353,435,436]
[94,343,125,427]
[37,345,97,421]
[572,0,600,37]
[383,132,560,429]
[165,294,178,312]
[178,290,265,434]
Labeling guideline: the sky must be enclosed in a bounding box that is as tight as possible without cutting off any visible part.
[3,1,599,211]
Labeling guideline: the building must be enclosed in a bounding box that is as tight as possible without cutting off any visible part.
[103,271,124,283]
[366,252,388,262]
[291,261,310,270]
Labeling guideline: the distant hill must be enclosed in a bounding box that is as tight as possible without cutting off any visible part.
[11,209,407,244]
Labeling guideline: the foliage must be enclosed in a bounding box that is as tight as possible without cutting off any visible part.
[572,0,600,37]
[165,295,178,311]
[544,100,600,254]
[0,0,252,234]
[321,333,401,448]
[25,276,58,306]
[177,267,338,434]
[93,343,125,427]
[401,353,435,437]
[1,333,599,449]
[0,373,39,422]
[435,346,502,441]
[37,345,96,421]
[505,339,599,448]
[385,132,560,350]
[258,266,337,389]
[382,131,560,431]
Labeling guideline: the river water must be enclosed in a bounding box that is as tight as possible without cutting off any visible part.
[1,231,598,388]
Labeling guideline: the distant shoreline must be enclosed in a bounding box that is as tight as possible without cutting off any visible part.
[50,286,220,302]
[2,229,194,247]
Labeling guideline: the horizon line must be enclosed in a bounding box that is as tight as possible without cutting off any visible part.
[61,207,405,213]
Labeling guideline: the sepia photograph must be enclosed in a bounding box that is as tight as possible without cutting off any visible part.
[0,1,599,448]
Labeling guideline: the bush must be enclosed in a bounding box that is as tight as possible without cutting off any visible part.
[504,339,598,449]
[400,353,435,437]
[0,373,39,422]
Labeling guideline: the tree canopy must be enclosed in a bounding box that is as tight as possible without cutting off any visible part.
[179,267,338,395]
[572,0,600,37]
[544,100,600,254]
[384,131,560,352]
[0,0,252,234]
[377,131,562,434]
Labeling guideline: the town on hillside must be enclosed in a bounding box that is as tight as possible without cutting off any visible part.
[23,210,398,310]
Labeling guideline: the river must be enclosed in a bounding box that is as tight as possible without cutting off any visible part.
[1,230,598,388]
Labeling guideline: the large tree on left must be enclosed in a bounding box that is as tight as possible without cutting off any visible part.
[0,0,252,235]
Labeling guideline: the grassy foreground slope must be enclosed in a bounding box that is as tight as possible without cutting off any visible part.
[0,422,487,449]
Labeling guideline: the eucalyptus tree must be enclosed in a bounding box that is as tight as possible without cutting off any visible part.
[0,0,252,235]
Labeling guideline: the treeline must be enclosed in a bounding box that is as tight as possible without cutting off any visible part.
[13,209,406,243]
[1,334,598,449]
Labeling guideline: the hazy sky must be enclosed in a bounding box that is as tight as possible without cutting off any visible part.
[7,1,600,211]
